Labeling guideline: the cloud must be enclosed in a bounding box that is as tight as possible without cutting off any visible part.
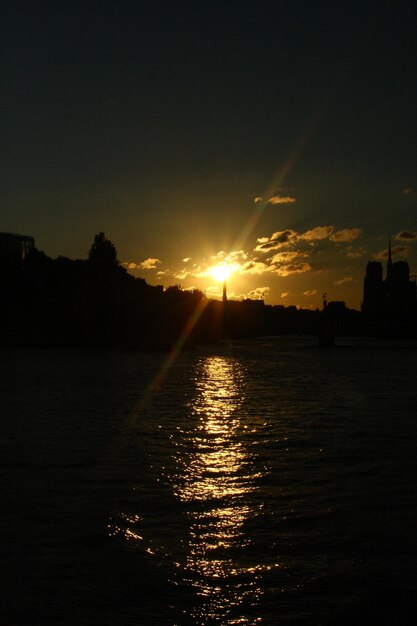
[303,289,317,296]
[174,270,190,280]
[396,230,417,240]
[206,285,221,294]
[122,259,161,270]
[271,250,308,263]
[346,246,366,259]
[301,225,334,241]
[275,262,312,277]
[375,246,408,260]
[334,276,354,285]
[281,292,289,298]
[330,228,362,242]
[239,286,270,300]
[241,260,276,275]
[121,262,139,270]
[254,195,296,205]
[182,257,191,262]
[139,257,161,270]
[401,187,413,195]
[255,224,361,253]
[210,250,248,264]
[254,229,298,252]
[268,195,296,205]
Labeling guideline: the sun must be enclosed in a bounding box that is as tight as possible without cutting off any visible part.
[210,263,233,283]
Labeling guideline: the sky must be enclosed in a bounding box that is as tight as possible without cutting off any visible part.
[2,0,417,310]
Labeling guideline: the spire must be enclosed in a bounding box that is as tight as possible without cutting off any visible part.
[222,281,227,302]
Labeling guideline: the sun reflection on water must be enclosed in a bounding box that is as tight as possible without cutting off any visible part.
[108,355,277,624]
[172,356,274,623]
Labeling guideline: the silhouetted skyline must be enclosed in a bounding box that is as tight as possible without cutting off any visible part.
[2,1,417,308]
[2,230,415,348]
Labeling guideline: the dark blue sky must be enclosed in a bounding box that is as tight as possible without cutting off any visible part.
[2,0,417,307]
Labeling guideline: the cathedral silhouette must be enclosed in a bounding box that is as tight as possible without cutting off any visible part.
[362,241,417,337]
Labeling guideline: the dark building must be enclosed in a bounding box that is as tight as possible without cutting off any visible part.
[0,232,35,274]
[362,241,417,336]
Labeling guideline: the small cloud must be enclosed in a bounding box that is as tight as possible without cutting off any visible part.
[301,225,334,241]
[346,246,366,259]
[401,187,413,195]
[140,257,161,270]
[267,195,296,205]
[396,230,417,240]
[303,289,317,296]
[206,285,221,294]
[276,262,312,277]
[236,286,269,300]
[375,245,408,260]
[334,276,354,286]
[157,270,168,276]
[211,249,247,263]
[254,229,298,252]
[174,270,190,280]
[254,197,264,204]
[271,250,308,264]
[281,292,289,298]
[182,257,191,262]
[330,228,362,242]
[241,261,276,275]
[121,261,140,270]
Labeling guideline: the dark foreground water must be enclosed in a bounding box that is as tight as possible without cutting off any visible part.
[1,337,417,625]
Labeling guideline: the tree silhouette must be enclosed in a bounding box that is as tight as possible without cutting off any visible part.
[88,232,118,267]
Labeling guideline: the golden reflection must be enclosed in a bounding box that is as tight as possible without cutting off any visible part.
[173,356,275,623]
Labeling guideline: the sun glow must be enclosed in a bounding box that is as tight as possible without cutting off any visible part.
[210,263,233,283]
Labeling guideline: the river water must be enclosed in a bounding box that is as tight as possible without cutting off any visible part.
[1,337,417,625]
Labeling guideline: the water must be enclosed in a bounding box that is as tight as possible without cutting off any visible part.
[1,337,417,625]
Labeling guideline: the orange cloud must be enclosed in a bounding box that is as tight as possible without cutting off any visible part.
[267,195,296,205]
[254,229,298,252]
[374,245,408,260]
[140,257,161,270]
[233,286,270,300]
[276,262,312,277]
[241,261,276,275]
[271,250,308,263]
[346,246,366,258]
[301,225,334,240]
[254,195,296,205]
[330,228,362,242]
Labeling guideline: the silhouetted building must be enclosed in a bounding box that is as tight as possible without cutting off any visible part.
[362,241,417,336]
[0,232,35,273]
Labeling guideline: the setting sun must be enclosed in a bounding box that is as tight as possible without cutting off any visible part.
[210,263,233,283]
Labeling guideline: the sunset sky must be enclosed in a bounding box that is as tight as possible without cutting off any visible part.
[2,0,417,310]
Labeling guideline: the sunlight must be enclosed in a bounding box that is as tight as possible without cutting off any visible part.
[210,263,233,283]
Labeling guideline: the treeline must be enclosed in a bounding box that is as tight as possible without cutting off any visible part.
[0,233,362,349]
